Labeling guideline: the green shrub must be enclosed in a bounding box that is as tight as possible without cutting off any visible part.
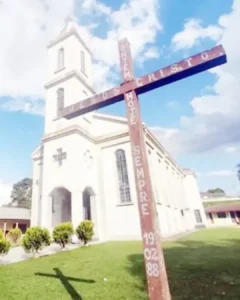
[22,226,51,253]
[53,222,74,248]
[76,220,94,245]
[0,228,3,239]
[8,228,22,244]
[40,228,51,246]
[0,238,11,256]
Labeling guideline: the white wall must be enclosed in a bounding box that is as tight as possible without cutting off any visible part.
[183,173,207,228]
[31,159,40,226]
[92,115,128,137]
[32,126,206,241]
[47,34,93,87]
[206,212,239,226]
[31,146,44,227]
[45,31,95,135]
[100,137,140,240]
[44,77,94,134]
[147,147,188,237]
[39,133,99,231]
[99,133,198,240]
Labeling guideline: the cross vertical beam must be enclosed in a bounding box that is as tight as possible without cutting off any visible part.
[118,39,171,299]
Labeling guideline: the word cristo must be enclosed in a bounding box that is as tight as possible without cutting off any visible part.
[63,45,224,116]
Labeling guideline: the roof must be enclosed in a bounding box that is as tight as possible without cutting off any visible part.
[0,207,31,220]
[205,204,240,213]
[183,168,197,178]
[202,195,240,202]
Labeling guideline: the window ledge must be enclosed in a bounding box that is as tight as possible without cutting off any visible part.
[116,202,134,207]
[54,67,65,74]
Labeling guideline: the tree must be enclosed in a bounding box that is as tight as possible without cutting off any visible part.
[53,222,74,249]
[0,238,11,257]
[207,188,225,194]
[8,228,22,244]
[76,220,94,245]
[22,227,51,254]
[8,178,32,209]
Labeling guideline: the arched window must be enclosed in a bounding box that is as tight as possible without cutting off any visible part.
[115,149,131,203]
[58,48,64,70]
[57,88,64,116]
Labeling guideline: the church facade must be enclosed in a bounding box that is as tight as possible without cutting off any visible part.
[31,20,207,241]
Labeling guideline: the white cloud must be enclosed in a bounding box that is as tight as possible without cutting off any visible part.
[0,97,45,115]
[172,18,223,51]
[153,1,240,155]
[167,101,178,108]
[78,0,111,15]
[224,146,239,154]
[144,47,160,59]
[0,180,11,206]
[89,0,162,90]
[0,0,162,114]
[197,170,235,177]
[0,0,74,113]
[150,126,180,156]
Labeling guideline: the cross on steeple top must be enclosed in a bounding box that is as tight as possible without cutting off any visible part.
[64,14,77,26]
[57,14,78,39]
[53,148,67,166]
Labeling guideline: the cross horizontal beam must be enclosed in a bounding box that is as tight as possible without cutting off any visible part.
[61,45,226,120]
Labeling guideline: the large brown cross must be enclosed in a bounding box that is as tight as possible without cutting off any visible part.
[59,39,227,300]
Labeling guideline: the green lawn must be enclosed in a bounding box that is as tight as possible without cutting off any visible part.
[0,228,240,300]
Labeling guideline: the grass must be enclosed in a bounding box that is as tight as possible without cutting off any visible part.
[0,228,239,300]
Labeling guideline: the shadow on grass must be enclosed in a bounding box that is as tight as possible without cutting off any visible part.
[126,239,240,299]
[35,268,95,300]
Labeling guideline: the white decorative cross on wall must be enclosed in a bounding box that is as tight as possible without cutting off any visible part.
[83,149,93,169]
[53,148,67,166]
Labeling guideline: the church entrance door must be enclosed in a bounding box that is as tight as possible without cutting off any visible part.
[82,187,93,221]
[82,187,98,239]
[51,187,72,228]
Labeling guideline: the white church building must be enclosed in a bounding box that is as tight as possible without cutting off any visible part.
[31,19,207,241]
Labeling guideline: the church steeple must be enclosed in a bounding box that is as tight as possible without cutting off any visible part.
[47,15,92,58]
[44,16,95,134]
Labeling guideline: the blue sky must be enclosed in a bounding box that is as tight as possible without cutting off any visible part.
[0,0,239,203]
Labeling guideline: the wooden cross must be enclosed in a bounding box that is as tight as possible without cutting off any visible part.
[59,39,227,300]
[53,148,67,166]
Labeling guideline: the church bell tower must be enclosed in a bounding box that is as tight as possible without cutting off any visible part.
[44,16,95,134]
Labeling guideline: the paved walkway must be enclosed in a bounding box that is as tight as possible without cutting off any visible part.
[0,240,102,265]
[0,230,195,266]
